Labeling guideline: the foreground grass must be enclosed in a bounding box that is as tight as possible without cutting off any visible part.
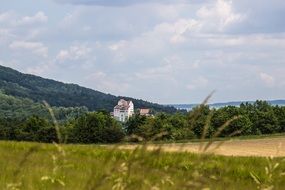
[1,141,285,190]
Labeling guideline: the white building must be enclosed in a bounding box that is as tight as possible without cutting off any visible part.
[113,99,134,122]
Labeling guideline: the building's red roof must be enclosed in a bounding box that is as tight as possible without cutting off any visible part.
[114,104,130,110]
[114,99,133,111]
[140,108,150,115]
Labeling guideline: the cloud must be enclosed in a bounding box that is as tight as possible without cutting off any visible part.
[153,19,201,44]
[55,0,201,6]
[186,76,209,90]
[9,41,48,57]
[0,28,14,42]
[85,71,130,94]
[16,11,48,26]
[104,0,246,58]
[56,45,92,62]
[109,40,127,51]
[232,0,285,34]
[0,11,48,26]
[0,11,49,44]
[197,0,245,32]
[1,0,285,103]
[135,64,175,80]
[25,62,54,75]
[0,11,15,23]
[259,72,275,87]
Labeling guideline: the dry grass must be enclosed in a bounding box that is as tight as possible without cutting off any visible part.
[115,137,285,157]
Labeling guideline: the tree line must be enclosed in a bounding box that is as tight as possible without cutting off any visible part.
[0,100,285,144]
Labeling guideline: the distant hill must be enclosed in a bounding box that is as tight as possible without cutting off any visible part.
[171,100,285,111]
[0,65,176,113]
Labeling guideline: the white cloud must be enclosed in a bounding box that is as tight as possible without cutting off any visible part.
[55,0,200,6]
[1,0,285,103]
[16,11,48,26]
[135,64,174,80]
[105,0,246,60]
[197,0,245,31]
[26,62,54,75]
[0,29,13,42]
[9,41,48,57]
[0,11,48,43]
[85,71,130,94]
[59,10,82,28]
[56,45,92,62]
[186,76,209,90]
[0,11,47,26]
[0,11,15,23]
[259,72,275,87]
[109,40,127,51]
[205,33,285,48]
[153,19,201,44]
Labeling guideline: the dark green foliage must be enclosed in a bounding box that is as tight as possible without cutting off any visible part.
[125,114,147,135]
[69,112,125,143]
[274,106,285,131]
[0,118,20,140]
[188,105,212,138]
[125,113,195,141]
[240,101,281,135]
[0,112,125,144]
[211,106,253,136]
[16,116,58,143]
[125,100,285,141]
[0,91,88,121]
[0,116,58,143]
[0,65,176,113]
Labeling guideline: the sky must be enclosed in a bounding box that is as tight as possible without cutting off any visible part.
[0,0,285,104]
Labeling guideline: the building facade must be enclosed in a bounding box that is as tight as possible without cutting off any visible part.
[113,99,134,122]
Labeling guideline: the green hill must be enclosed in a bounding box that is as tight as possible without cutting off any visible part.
[0,91,88,121]
[0,65,176,113]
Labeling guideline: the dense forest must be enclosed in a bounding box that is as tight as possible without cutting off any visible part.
[1,100,285,143]
[0,65,176,113]
[0,91,88,121]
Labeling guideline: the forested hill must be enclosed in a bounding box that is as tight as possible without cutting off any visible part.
[0,65,176,113]
[0,92,88,121]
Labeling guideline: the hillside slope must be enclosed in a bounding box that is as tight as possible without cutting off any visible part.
[0,65,176,113]
[0,91,88,121]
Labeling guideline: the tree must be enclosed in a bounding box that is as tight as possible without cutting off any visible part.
[16,116,57,142]
[70,112,125,143]
[125,114,147,135]
[188,105,212,138]
[273,106,285,133]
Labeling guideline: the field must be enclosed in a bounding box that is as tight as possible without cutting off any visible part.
[117,136,285,157]
[1,139,285,190]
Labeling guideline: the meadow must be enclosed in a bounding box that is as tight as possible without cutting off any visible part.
[1,140,285,190]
